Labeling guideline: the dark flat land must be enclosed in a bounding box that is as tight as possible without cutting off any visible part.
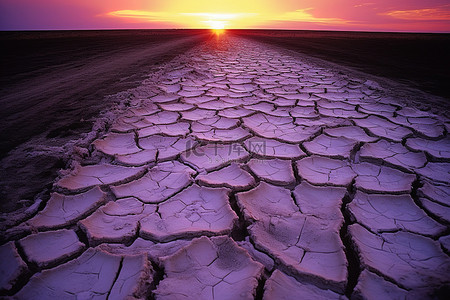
[0,29,209,158]
[232,29,450,100]
[0,29,209,212]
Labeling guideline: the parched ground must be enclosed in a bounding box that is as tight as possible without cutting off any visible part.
[1,34,449,299]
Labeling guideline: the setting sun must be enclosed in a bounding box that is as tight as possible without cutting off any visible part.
[180,12,242,29]
[205,20,226,30]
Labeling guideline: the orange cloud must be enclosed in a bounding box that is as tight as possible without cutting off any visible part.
[107,10,260,28]
[181,12,257,29]
[107,10,170,22]
[354,3,376,8]
[383,6,450,21]
[274,8,350,24]
[107,8,351,29]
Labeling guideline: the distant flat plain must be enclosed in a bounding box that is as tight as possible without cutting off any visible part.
[0,29,209,158]
[233,29,450,100]
[0,30,209,211]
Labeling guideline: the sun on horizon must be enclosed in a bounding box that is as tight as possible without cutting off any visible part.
[206,20,226,30]
[202,17,227,31]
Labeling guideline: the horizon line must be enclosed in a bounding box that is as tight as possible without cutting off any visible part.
[1,28,450,34]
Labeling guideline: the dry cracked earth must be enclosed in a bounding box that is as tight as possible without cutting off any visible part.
[1,35,449,299]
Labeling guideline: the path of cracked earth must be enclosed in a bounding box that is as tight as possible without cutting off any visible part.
[1,35,449,300]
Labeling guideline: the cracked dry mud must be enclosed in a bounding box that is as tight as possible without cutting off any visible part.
[1,35,449,300]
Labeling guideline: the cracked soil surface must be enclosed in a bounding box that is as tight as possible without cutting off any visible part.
[1,34,449,299]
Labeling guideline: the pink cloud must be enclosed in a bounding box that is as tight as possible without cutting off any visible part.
[383,5,450,21]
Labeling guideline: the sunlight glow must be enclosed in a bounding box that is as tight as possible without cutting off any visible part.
[182,12,236,29]
[107,10,255,29]
[107,8,351,29]
[204,20,226,30]
[101,0,450,32]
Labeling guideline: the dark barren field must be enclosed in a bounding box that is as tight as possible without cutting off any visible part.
[0,29,209,158]
[1,29,449,212]
[0,29,209,211]
[233,29,450,100]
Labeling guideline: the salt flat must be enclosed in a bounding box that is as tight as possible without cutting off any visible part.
[1,34,449,299]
